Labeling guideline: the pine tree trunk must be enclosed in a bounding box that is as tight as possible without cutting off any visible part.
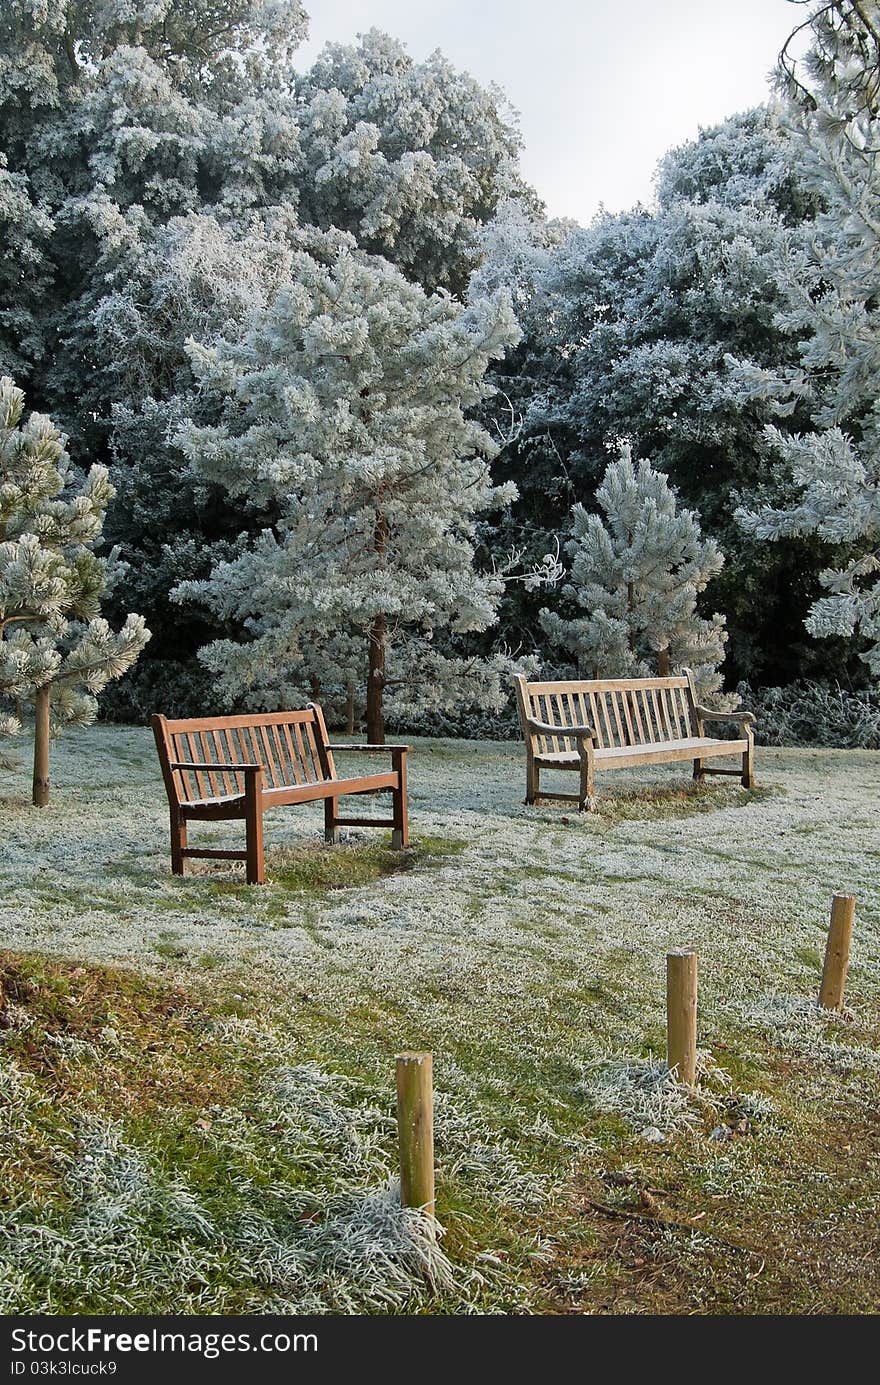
[366,613,386,744]
[366,508,389,745]
[657,648,671,677]
[32,683,51,807]
[346,681,356,735]
[627,580,636,658]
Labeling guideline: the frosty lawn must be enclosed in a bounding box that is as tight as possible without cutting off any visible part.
[2,727,879,1313]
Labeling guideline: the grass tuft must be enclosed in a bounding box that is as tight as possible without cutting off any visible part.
[266,834,467,895]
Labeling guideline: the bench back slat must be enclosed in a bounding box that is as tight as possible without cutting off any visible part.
[198,730,221,800]
[629,688,646,742]
[660,686,676,739]
[675,684,691,736]
[153,705,338,806]
[304,720,325,780]
[514,673,696,754]
[607,690,626,746]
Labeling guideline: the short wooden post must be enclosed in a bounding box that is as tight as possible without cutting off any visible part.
[391,749,409,849]
[819,893,855,1011]
[666,948,698,1085]
[243,767,265,885]
[396,1052,435,1217]
[32,683,51,808]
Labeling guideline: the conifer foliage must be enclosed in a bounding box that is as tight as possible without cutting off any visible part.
[0,378,149,801]
[540,446,730,702]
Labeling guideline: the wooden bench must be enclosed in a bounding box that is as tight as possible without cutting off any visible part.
[151,704,409,884]
[513,671,755,811]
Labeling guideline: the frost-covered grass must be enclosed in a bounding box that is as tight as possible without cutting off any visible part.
[1,728,879,1313]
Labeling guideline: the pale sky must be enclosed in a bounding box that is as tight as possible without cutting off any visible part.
[295,0,806,225]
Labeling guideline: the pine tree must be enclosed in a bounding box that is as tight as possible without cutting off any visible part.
[0,377,149,802]
[735,1,880,676]
[171,231,532,742]
[540,446,731,702]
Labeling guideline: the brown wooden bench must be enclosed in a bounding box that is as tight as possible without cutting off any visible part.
[513,670,755,811]
[151,704,409,884]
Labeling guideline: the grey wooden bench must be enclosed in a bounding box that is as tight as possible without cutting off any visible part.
[513,671,755,811]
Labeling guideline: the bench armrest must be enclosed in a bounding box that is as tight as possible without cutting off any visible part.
[169,760,262,772]
[526,718,596,740]
[328,744,411,753]
[693,707,756,728]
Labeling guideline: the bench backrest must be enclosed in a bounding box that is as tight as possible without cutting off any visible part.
[513,673,698,755]
[152,705,337,805]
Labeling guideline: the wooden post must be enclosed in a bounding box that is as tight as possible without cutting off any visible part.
[819,893,855,1011]
[666,948,698,1085]
[243,767,265,885]
[391,749,409,849]
[32,683,51,807]
[396,1051,435,1217]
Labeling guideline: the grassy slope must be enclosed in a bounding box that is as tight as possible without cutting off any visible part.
[1,728,879,1314]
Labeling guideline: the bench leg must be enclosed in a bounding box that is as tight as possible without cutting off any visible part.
[391,750,409,849]
[525,757,539,805]
[693,758,704,782]
[578,747,596,813]
[324,795,338,845]
[742,736,756,790]
[244,768,265,884]
[170,810,187,875]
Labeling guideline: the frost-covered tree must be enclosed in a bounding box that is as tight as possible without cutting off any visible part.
[294,29,530,297]
[0,0,311,714]
[540,447,730,702]
[0,154,52,382]
[0,4,533,716]
[0,0,309,400]
[484,109,827,685]
[0,378,149,802]
[172,232,529,742]
[735,1,880,676]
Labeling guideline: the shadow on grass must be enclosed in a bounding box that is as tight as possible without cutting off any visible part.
[177,832,469,897]
[529,778,778,827]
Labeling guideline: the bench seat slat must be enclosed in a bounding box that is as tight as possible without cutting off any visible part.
[179,772,399,814]
[269,772,398,806]
[535,737,748,770]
